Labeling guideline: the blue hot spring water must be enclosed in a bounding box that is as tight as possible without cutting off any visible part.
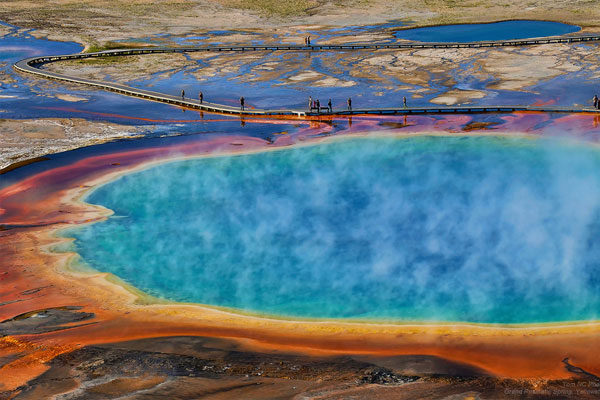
[70,136,600,323]
[394,20,580,42]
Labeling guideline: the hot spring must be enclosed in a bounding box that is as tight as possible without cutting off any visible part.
[393,20,580,42]
[69,135,600,324]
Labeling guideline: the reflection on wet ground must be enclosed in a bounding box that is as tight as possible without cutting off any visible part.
[3,19,600,128]
[3,111,600,190]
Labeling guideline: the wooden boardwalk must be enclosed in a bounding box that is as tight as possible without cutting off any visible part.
[13,34,600,117]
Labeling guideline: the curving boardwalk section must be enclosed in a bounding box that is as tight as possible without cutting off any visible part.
[14,34,600,117]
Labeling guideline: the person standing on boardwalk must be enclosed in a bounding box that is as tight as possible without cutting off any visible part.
[403,96,407,108]
[594,94,599,109]
[328,99,332,113]
[309,96,313,110]
[240,96,245,111]
[316,99,321,114]
[308,36,311,46]
[181,89,185,99]
[199,91,203,104]
[347,97,352,111]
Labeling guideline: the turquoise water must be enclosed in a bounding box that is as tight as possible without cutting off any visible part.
[394,20,580,42]
[71,136,600,323]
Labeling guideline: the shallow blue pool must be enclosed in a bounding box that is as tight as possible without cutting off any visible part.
[394,20,580,42]
[70,136,600,324]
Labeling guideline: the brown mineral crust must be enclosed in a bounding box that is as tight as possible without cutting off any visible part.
[6,336,600,399]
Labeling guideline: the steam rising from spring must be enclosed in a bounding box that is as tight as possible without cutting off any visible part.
[71,135,600,323]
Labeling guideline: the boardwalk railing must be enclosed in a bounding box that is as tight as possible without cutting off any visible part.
[13,34,600,117]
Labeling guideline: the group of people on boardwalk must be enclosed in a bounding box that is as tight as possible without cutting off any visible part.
[308,96,328,113]
[182,89,411,114]
[305,96,406,114]
[594,94,600,109]
[308,96,335,113]
[304,36,312,46]
[182,89,204,104]
[307,96,355,113]
[181,88,247,110]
